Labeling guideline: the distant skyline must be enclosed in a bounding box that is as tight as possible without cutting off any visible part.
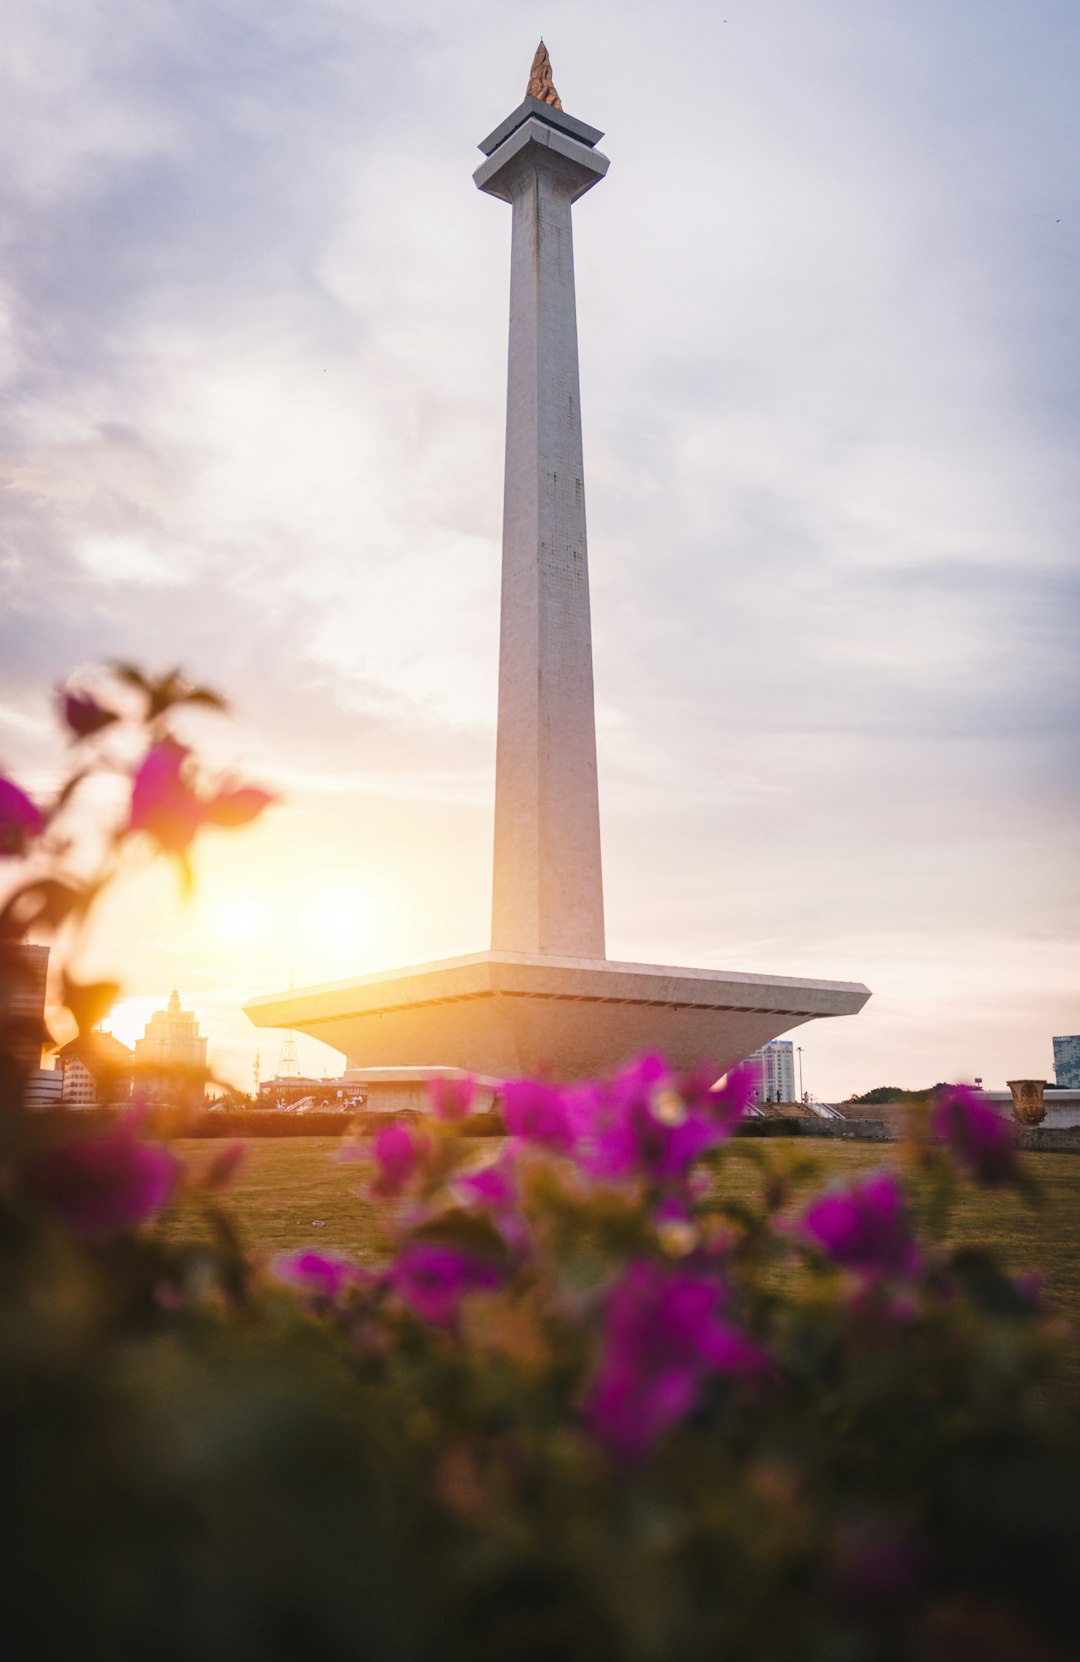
[2,1,1078,1097]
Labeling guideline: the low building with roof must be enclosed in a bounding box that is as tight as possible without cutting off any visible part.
[59,1031,133,1107]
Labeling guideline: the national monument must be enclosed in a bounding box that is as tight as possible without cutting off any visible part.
[246,45,870,1079]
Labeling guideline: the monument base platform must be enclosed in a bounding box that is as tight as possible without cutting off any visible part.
[245,952,870,1081]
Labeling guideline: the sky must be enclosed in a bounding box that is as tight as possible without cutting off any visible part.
[1,0,1077,1099]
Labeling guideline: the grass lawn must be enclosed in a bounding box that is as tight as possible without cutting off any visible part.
[163,1135,1080,1343]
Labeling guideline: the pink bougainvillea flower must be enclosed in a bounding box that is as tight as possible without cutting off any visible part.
[703,1061,759,1128]
[453,1153,529,1254]
[454,1158,516,1212]
[802,1172,920,1279]
[127,740,274,856]
[501,1078,578,1154]
[427,1074,475,1121]
[127,740,204,853]
[35,1122,177,1238]
[0,775,46,857]
[273,1249,366,1302]
[390,1241,503,1327]
[932,1084,1018,1186]
[574,1054,740,1188]
[583,1258,770,1462]
[60,689,118,739]
[370,1122,428,1199]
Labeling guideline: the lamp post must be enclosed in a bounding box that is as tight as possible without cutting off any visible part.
[797,1045,804,1102]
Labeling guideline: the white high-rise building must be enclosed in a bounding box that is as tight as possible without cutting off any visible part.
[749,1040,797,1104]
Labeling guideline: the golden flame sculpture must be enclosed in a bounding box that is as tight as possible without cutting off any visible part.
[526,40,563,109]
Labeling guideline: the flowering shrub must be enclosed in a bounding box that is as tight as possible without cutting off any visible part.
[1,671,1079,1661]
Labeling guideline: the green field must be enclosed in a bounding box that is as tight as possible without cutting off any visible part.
[164,1136,1080,1344]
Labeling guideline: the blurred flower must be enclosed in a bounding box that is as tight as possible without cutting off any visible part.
[832,1514,921,1605]
[0,775,45,856]
[932,1085,1018,1186]
[35,1120,177,1238]
[583,1259,769,1462]
[454,1157,516,1212]
[370,1123,428,1199]
[453,1153,529,1254]
[127,740,274,856]
[575,1054,742,1188]
[705,1061,760,1127]
[274,1250,366,1302]
[60,689,118,739]
[127,741,204,854]
[428,1074,475,1121]
[802,1173,920,1279]
[390,1242,503,1327]
[654,1191,701,1256]
[502,1078,577,1153]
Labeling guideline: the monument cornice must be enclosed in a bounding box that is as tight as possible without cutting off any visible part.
[477,94,604,158]
[473,116,609,204]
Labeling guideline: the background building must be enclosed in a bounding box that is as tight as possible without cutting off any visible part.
[0,940,49,1073]
[749,1040,797,1104]
[59,1031,134,1107]
[134,990,208,1105]
[1053,1035,1080,1089]
[27,1066,63,1110]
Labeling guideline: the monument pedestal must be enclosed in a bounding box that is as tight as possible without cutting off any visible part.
[246,952,869,1081]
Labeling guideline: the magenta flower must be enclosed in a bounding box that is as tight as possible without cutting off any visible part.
[427,1074,475,1121]
[583,1259,769,1462]
[704,1061,759,1128]
[274,1250,366,1302]
[35,1123,177,1238]
[501,1078,577,1153]
[127,741,204,853]
[0,775,45,857]
[575,1054,737,1187]
[390,1241,503,1327]
[802,1172,920,1279]
[127,740,274,856]
[932,1085,1017,1186]
[453,1153,529,1254]
[60,689,118,739]
[454,1158,516,1212]
[370,1122,427,1199]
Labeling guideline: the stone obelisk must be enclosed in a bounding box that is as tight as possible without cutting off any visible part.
[476,43,609,958]
[245,48,871,1084]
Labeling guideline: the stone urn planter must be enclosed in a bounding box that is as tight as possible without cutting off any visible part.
[1006,1079,1046,1127]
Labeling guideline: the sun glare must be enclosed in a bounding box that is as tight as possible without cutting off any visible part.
[189,867,398,983]
[209,897,269,946]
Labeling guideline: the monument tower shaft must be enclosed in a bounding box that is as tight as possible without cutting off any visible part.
[476,50,610,959]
